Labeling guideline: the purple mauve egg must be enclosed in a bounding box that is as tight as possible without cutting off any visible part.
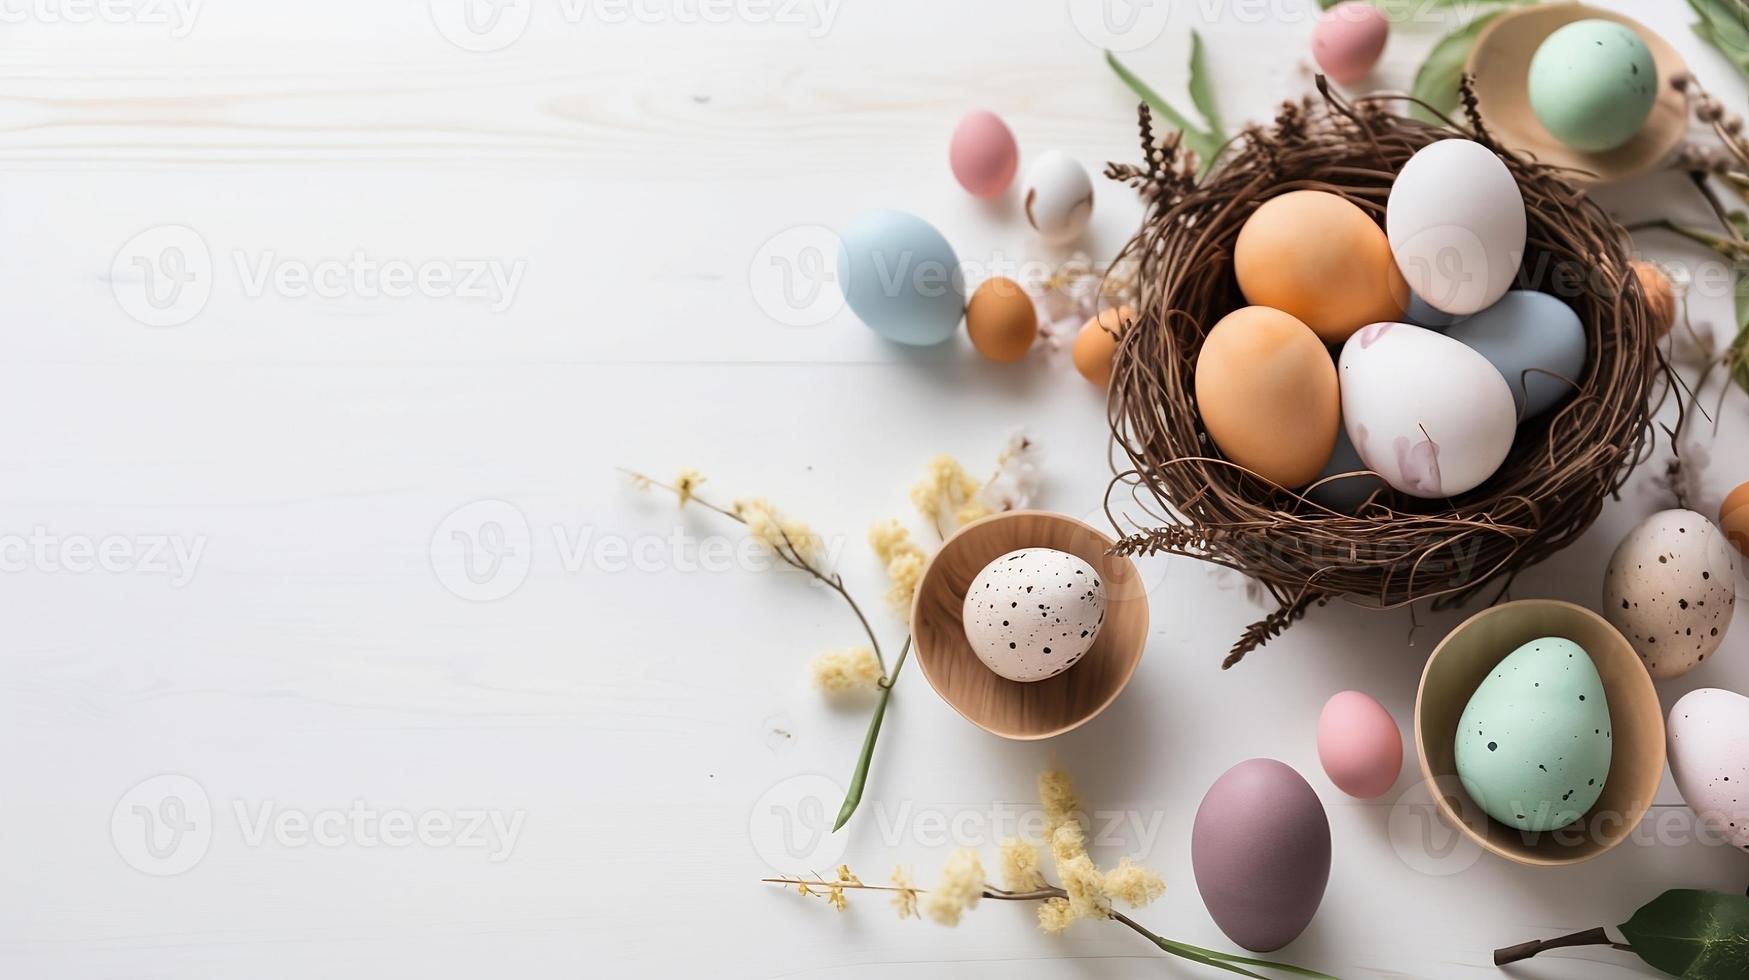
[1191,759,1331,952]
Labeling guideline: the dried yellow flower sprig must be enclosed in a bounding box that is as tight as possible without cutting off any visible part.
[622,467,908,831]
[810,647,882,693]
[868,519,928,615]
[764,768,1335,979]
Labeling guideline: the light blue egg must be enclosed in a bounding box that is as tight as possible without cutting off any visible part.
[1454,636,1610,833]
[837,209,964,346]
[1307,423,1385,513]
[1405,292,1464,331]
[1446,291,1586,419]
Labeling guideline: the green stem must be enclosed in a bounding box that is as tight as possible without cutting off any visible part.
[832,637,910,832]
[1632,218,1749,258]
[1109,910,1339,979]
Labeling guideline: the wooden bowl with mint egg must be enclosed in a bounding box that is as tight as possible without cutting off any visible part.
[1466,3,1689,187]
[911,511,1149,740]
[1414,599,1665,867]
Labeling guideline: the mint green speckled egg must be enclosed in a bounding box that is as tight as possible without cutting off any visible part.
[1454,636,1612,832]
[1527,19,1656,152]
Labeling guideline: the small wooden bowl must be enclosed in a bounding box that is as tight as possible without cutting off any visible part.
[1466,4,1688,187]
[911,511,1149,740]
[1414,599,1665,866]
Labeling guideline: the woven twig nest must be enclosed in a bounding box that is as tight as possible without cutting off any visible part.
[1102,80,1667,668]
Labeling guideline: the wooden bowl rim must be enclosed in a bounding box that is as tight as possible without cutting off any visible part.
[909,510,1149,740]
[1413,598,1665,867]
[1465,2,1689,187]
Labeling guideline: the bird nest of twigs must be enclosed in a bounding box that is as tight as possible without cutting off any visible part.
[1101,79,1667,668]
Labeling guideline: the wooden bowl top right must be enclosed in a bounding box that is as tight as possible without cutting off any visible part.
[1414,599,1665,867]
[1467,3,1688,187]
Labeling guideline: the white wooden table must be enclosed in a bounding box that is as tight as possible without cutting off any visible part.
[1,1,1746,976]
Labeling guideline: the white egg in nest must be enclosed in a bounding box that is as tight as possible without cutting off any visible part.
[962,547,1105,682]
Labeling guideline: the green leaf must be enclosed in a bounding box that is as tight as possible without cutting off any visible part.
[1188,31,1225,139]
[1689,0,1749,78]
[831,638,909,831]
[1149,939,1269,979]
[1410,7,1511,123]
[1105,43,1224,173]
[1156,937,1342,979]
[1732,274,1749,394]
[1618,889,1749,978]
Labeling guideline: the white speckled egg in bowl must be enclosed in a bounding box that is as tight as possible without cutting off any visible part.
[962,548,1105,682]
[911,511,1149,740]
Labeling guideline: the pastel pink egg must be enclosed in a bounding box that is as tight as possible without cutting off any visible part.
[1316,690,1402,799]
[1312,2,1389,85]
[949,110,1019,198]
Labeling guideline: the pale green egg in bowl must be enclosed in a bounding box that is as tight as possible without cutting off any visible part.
[1414,599,1665,867]
[1465,3,1688,186]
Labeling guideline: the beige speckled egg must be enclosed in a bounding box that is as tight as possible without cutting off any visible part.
[962,548,1105,682]
[1603,509,1738,679]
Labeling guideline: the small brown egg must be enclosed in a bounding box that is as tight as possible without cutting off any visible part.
[965,276,1038,363]
[1632,260,1676,337]
[1072,306,1136,386]
[1234,190,1408,343]
[1195,306,1340,487]
[1723,481,1749,560]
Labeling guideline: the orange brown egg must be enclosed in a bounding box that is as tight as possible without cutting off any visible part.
[1233,190,1408,343]
[965,277,1038,363]
[1195,306,1340,487]
[1072,306,1136,386]
[1723,481,1749,560]
[1632,260,1676,337]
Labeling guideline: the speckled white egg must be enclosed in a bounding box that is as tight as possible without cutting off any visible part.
[962,548,1105,682]
[1022,151,1094,244]
[1602,509,1738,679]
[1668,688,1749,852]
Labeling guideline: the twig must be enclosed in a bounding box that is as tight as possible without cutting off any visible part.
[1493,926,1626,966]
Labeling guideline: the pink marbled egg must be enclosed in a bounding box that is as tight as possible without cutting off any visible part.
[949,110,1018,198]
[1313,2,1389,85]
[1317,690,1403,799]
